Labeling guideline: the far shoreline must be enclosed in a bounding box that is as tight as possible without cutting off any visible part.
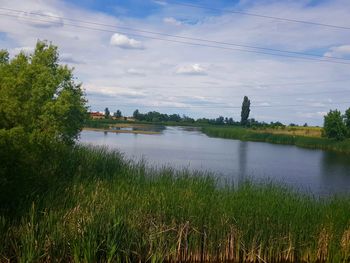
[83,127,161,135]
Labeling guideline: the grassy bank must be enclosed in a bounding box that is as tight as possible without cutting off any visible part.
[1,146,350,262]
[202,126,350,154]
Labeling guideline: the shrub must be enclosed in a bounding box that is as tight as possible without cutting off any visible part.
[323,110,347,140]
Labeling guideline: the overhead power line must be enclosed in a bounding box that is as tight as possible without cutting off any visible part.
[174,89,350,99]
[242,78,350,87]
[167,1,350,30]
[135,79,350,91]
[0,7,348,62]
[1,12,350,65]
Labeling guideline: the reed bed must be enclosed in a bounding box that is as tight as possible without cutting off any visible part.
[202,126,350,154]
[255,126,323,138]
[1,146,350,262]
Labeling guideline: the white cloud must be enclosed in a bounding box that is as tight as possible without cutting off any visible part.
[324,45,350,58]
[176,64,207,75]
[60,53,84,64]
[110,33,144,50]
[153,0,167,6]
[1,0,349,125]
[310,102,327,107]
[126,68,146,76]
[163,17,182,26]
[86,84,146,98]
[297,111,328,119]
[258,102,271,106]
[19,10,64,28]
[317,111,327,117]
[9,46,34,56]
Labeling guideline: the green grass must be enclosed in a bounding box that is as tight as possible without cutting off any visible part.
[202,126,350,154]
[1,146,350,262]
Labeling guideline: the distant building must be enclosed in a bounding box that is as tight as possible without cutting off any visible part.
[90,112,104,119]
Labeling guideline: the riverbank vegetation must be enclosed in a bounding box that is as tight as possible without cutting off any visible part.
[84,117,350,154]
[2,42,350,262]
[202,126,350,154]
[1,145,350,262]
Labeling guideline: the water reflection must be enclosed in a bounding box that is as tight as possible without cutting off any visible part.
[320,151,350,195]
[109,125,166,133]
[80,127,350,196]
[238,141,248,184]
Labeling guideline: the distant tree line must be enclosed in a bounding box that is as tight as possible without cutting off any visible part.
[103,108,126,120]
[100,96,290,128]
[133,109,185,123]
[101,98,350,141]
[130,96,289,128]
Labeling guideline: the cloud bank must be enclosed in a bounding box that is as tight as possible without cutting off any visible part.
[0,0,349,125]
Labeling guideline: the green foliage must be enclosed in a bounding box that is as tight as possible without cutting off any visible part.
[202,126,350,154]
[114,109,122,118]
[133,109,140,119]
[323,110,347,140]
[0,49,9,64]
[0,41,87,145]
[104,107,110,119]
[345,107,350,132]
[1,145,350,262]
[240,96,251,126]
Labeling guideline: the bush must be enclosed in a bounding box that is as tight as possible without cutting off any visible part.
[0,41,87,145]
[323,110,347,140]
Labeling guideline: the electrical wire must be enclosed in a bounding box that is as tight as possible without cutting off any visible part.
[1,12,350,65]
[0,7,348,61]
[167,1,350,30]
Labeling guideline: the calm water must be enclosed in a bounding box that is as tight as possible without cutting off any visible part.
[80,127,350,196]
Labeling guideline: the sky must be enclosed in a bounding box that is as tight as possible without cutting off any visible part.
[0,0,350,125]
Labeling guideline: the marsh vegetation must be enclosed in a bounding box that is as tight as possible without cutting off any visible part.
[2,41,350,263]
[1,146,350,262]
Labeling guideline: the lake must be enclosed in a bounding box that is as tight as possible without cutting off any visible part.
[80,126,350,196]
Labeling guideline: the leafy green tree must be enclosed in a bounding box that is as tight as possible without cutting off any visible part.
[104,107,110,119]
[0,50,9,64]
[228,117,234,125]
[133,109,140,119]
[169,114,181,122]
[215,116,224,125]
[323,110,347,140]
[0,41,87,145]
[345,108,350,137]
[241,96,251,126]
[114,110,122,118]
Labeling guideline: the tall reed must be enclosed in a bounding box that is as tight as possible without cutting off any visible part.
[1,146,350,262]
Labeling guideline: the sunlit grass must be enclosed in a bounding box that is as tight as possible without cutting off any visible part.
[255,126,323,138]
[1,146,350,262]
[202,126,350,154]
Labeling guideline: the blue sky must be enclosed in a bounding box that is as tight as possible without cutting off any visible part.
[65,0,241,17]
[0,0,350,125]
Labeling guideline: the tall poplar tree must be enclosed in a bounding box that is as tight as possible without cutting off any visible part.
[240,96,251,126]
